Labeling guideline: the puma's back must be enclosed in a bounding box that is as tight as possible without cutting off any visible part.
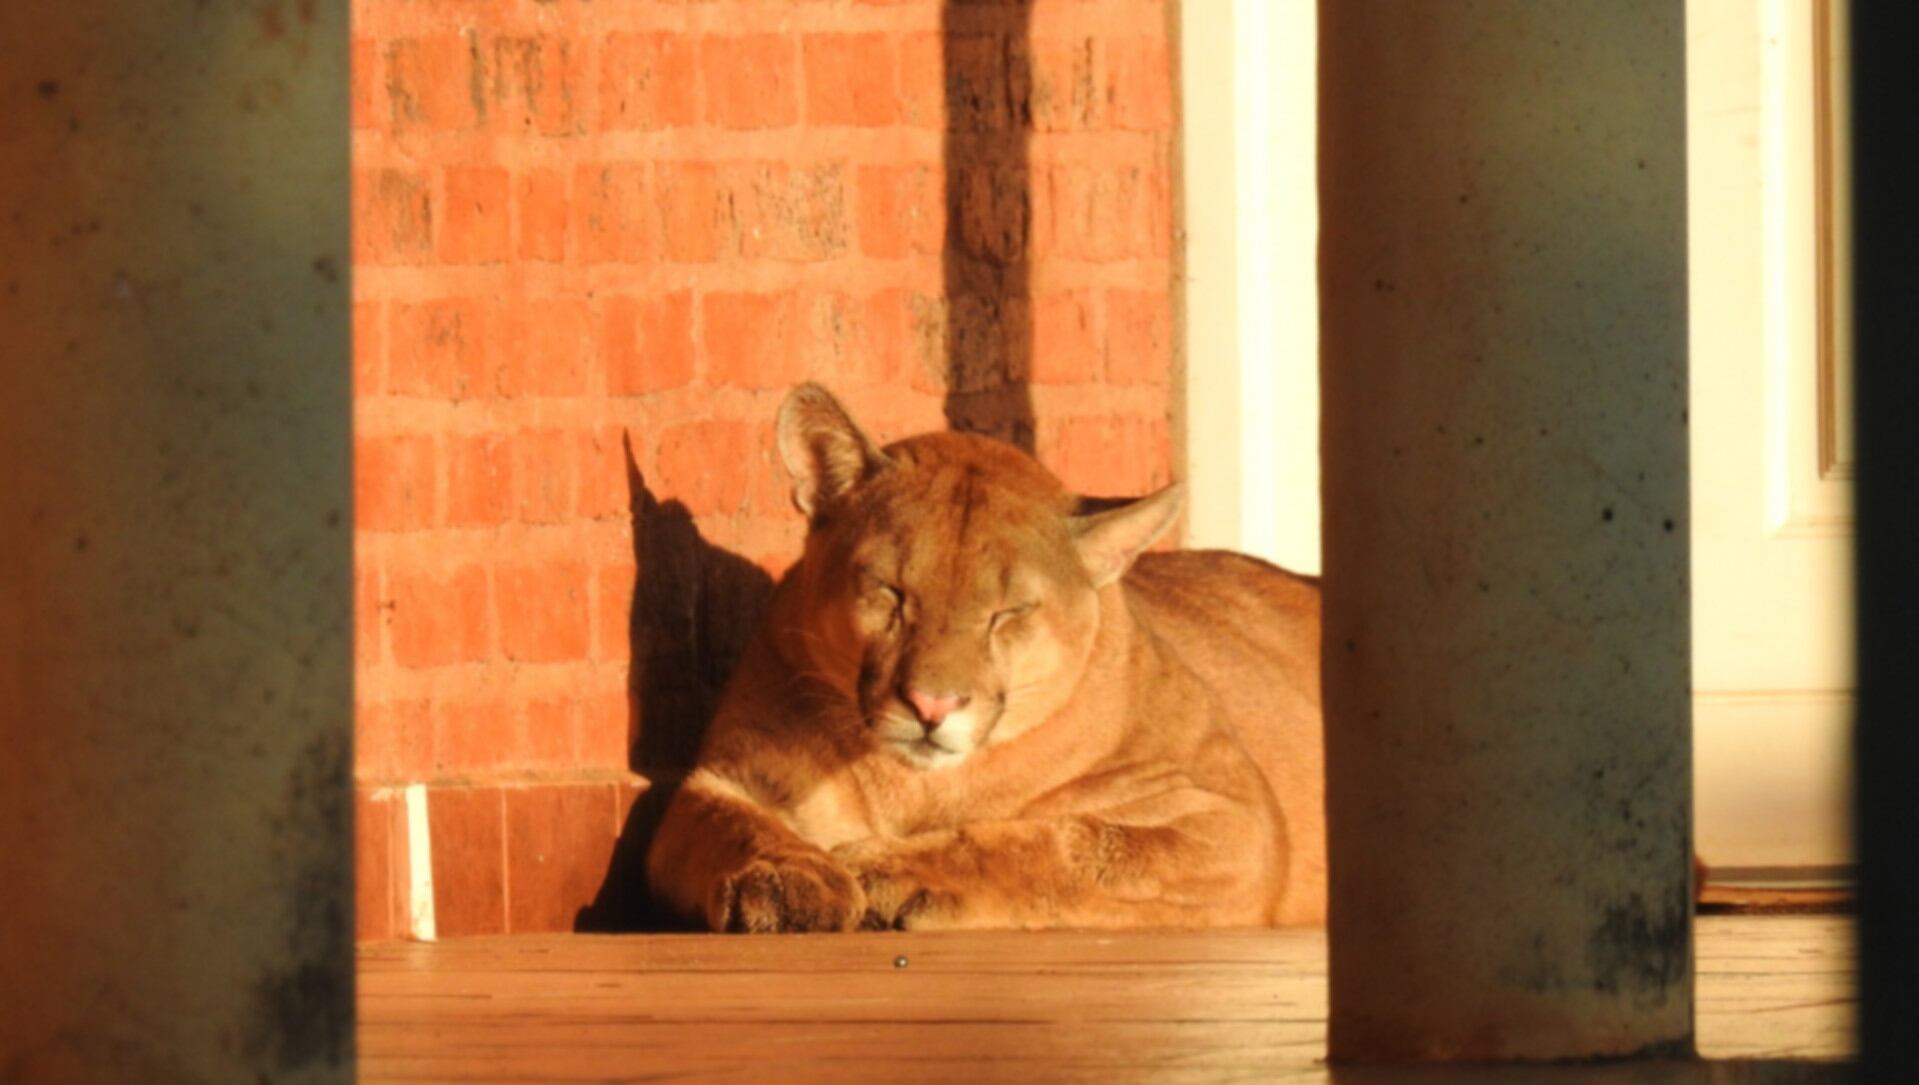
[1124,551,1325,924]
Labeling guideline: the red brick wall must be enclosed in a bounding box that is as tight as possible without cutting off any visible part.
[351,0,1179,940]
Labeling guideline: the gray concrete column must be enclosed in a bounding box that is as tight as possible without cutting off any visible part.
[0,3,353,1082]
[1319,2,1693,1062]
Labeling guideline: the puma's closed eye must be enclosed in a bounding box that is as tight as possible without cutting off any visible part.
[863,575,903,606]
[991,602,1038,629]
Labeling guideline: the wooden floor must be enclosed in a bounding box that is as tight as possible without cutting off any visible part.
[358,915,1854,1083]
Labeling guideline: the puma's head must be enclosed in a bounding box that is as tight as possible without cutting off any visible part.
[774,383,1182,768]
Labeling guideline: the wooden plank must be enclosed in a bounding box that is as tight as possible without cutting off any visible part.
[357,916,1855,1081]
[357,928,1332,973]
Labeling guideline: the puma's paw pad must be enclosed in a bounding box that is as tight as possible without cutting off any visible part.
[846,861,962,932]
[712,853,865,933]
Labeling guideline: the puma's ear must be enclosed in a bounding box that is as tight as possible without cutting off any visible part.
[1068,482,1185,588]
[776,383,891,519]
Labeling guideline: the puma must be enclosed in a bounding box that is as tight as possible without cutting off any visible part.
[646,384,1324,930]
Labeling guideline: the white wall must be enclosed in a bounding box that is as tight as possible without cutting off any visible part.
[1180,0,1321,576]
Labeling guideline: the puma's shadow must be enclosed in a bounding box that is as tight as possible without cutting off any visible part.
[575,434,775,932]
[580,0,1041,929]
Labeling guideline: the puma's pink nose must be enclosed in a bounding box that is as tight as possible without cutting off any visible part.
[904,688,969,729]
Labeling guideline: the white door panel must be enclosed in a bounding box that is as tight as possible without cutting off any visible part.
[1688,0,1854,874]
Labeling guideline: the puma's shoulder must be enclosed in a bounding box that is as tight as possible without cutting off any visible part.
[1126,550,1320,643]
[1122,550,1326,925]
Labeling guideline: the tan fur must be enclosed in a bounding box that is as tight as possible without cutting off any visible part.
[646,385,1324,931]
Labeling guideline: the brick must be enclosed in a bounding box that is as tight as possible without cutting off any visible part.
[898,33,945,128]
[803,34,897,127]
[438,166,511,265]
[579,694,633,771]
[799,292,860,377]
[429,786,506,936]
[854,290,912,388]
[1024,36,1098,131]
[656,419,752,516]
[572,162,652,265]
[945,293,1026,393]
[354,168,433,265]
[524,698,580,768]
[355,701,396,782]
[654,162,723,263]
[906,292,950,395]
[434,698,521,775]
[394,699,436,779]
[355,563,383,667]
[593,561,635,662]
[726,162,848,262]
[945,34,1009,131]
[600,33,698,131]
[703,35,798,130]
[389,298,493,400]
[389,563,491,668]
[855,162,942,259]
[1110,162,1172,260]
[510,428,575,525]
[1104,288,1171,385]
[356,699,433,781]
[517,169,568,262]
[604,292,695,396]
[355,789,401,941]
[496,560,592,662]
[1037,163,1168,261]
[704,292,804,390]
[1034,164,1089,259]
[451,700,531,775]
[386,34,482,132]
[445,432,514,528]
[353,299,385,397]
[355,433,436,532]
[1048,414,1171,495]
[576,426,633,522]
[1104,36,1175,132]
[488,34,582,136]
[955,164,1027,263]
[505,783,619,933]
[1031,291,1101,384]
[351,37,381,132]
[1113,163,1172,261]
[354,701,394,783]
[744,423,794,519]
[1144,161,1174,258]
[498,297,591,398]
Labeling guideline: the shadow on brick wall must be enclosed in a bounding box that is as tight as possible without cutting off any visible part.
[941,0,1036,453]
[576,435,773,932]
[581,4,1044,930]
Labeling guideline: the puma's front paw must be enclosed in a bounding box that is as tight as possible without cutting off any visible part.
[710,850,866,933]
[833,841,963,931]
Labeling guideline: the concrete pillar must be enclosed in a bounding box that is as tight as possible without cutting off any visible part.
[1318,2,1693,1061]
[0,3,352,1082]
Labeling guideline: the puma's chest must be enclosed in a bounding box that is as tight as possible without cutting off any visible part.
[782,780,873,850]
[828,731,1141,839]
